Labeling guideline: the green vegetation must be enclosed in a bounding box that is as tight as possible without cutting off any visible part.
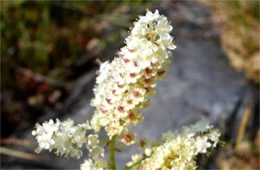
[0,0,154,137]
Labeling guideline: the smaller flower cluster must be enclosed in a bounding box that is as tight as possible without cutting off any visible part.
[32,119,102,159]
[80,133,107,170]
[126,121,220,170]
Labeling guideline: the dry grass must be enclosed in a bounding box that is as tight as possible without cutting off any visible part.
[217,130,260,169]
[200,0,260,83]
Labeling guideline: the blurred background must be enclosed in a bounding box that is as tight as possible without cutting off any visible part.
[1,0,259,169]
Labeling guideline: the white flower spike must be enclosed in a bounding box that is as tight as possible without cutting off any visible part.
[90,10,176,142]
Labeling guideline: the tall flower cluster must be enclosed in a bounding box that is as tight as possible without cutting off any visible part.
[126,121,221,170]
[90,10,176,142]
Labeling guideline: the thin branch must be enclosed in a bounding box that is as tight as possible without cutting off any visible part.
[17,67,66,89]
[0,147,40,161]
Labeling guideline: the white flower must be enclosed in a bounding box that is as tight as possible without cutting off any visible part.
[119,131,136,145]
[182,120,212,138]
[195,136,211,154]
[80,159,95,170]
[162,130,177,142]
[89,146,104,160]
[87,134,99,147]
[126,154,142,168]
[208,129,221,147]
[96,61,111,85]
[80,158,107,170]
[144,148,152,156]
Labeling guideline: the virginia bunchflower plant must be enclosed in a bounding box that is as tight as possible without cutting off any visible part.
[32,10,220,170]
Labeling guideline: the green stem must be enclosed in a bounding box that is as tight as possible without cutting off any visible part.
[110,136,116,170]
[125,156,145,170]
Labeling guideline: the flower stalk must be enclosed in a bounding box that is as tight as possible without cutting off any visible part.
[109,136,116,170]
